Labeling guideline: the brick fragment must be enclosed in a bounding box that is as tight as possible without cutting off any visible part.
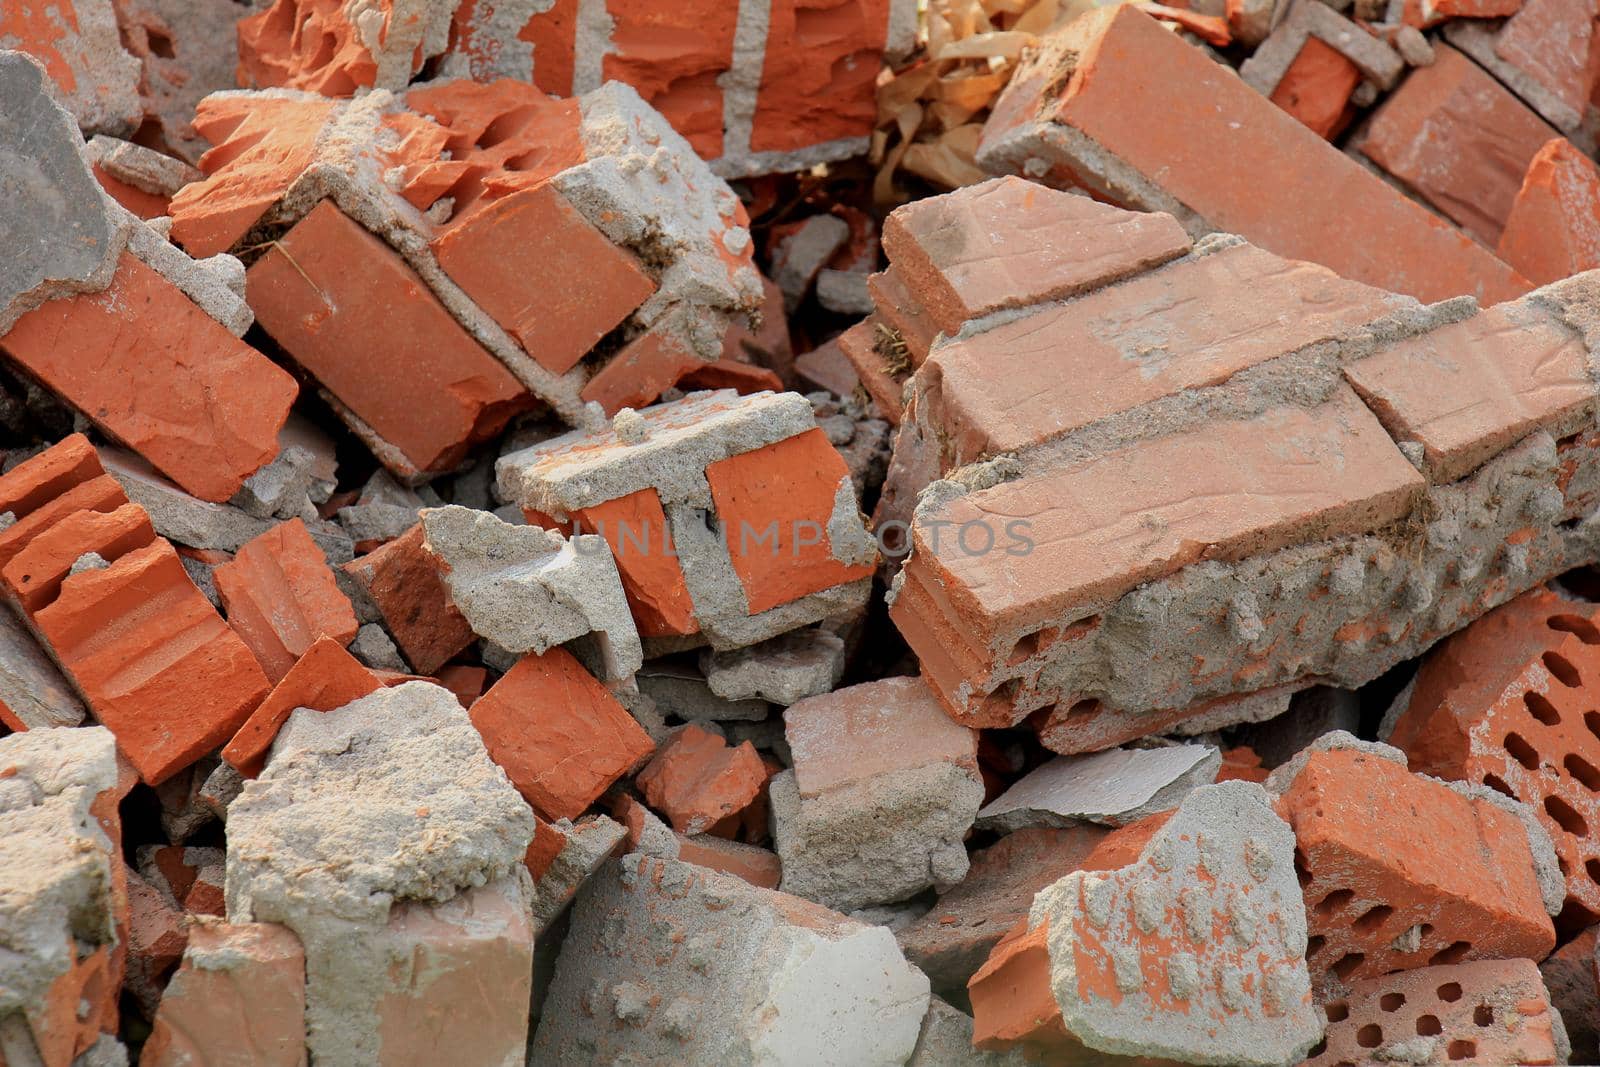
[976,744,1220,832]
[223,636,383,778]
[141,922,307,1067]
[1390,586,1600,923]
[1499,137,1600,285]
[1446,0,1600,136]
[772,677,982,910]
[247,200,533,478]
[977,5,1530,305]
[1541,925,1599,1062]
[967,782,1318,1064]
[1276,747,1555,992]
[112,0,252,164]
[123,870,188,1020]
[896,825,1108,990]
[636,724,769,836]
[1268,38,1361,138]
[1358,44,1560,246]
[238,0,454,93]
[469,647,655,821]
[214,518,359,684]
[2,252,298,503]
[340,524,473,674]
[1305,958,1564,1066]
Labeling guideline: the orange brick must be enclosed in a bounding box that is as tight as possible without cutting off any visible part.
[2,502,156,616]
[635,724,768,835]
[673,359,785,396]
[91,163,169,219]
[1360,45,1560,246]
[602,0,738,159]
[0,434,127,573]
[706,427,875,615]
[341,525,473,675]
[981,5,1531,305]
[1391,587,1600,923]
[214,518,358,684]
[1306,958,1562,1066]
[223,635,383,777]
[836,319,909,425]
[1344,301,1594,483]
[579,327,704,416]
[432,185,656,375]
[469,647,655,820]
[34,538,272,784]
[1269,37,1360,139]
[750,0,888,154]
[1499,137,1600,286]
[247,200,534,476]
[1278,748,1554,990]
[450,0,579,94]
[565,489,699,639]
[881,176,1192,338]
[674,833,782,889]
[236,0,379,94]
[0,254,297,503]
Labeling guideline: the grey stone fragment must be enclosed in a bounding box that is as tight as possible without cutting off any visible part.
[909,997,1030,1066]
[977,744,1221,832]
[772,215,851,311]
[197,760,245,824]
[0,52,123,336]
[817,269,875,316]
[72,1034,129,1067]
[232,444,322,521]
[637,662,772,723]
[529,815,626,934]
[0,607,85,728]
[179,553,221,607]
[349,623,407,672]
[0,728,121,1049]
[1235,685,1361,767]
[701,626,846,705]
[82,135,200,196]
[532,854,930,1065]
[420,504,642,681]
[226,682,534,1065]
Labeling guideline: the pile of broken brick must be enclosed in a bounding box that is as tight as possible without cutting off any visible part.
[9,0,1600,1065]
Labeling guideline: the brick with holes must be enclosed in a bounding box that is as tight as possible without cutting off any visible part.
[168,77,760,442]
[1273,746,1555,997]
[1304,957,1567,1066]
[499,389,875,651]
[966,781,1320,1064]
[1390,585,1600,926]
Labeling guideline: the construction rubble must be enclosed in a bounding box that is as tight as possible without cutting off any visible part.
[14,0,1600,1064]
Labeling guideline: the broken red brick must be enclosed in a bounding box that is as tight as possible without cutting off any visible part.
[1278,747,1555,991]
[1306,958,1563,1066]
[214,518,359,684]
[431,185,657,376]
[247,200,534,478]
[469,647,655,821]
[1359,44,1559,246]
[1390,586,1600,923]
[979,5,1531,305]
[0,253,297,502]
[222,635,383,778]
[1269,37,1360,139]
[674,833,783,889]
[124,869,188,1019]
[1499,137,1600,285]
[706,427,876,615]
[341,524,474,675]
[635,724,769,836]
[560,489,699,639]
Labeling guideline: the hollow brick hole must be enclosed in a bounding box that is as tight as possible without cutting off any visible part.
[1567,753,1600,792]
[1549,614,1600,643]
[1526,691,1562,726]
[1324,1000,1349,1022]
[1448,1040,1477,1060]
[1545,651,1582,687]
[1437,982,1463,1002]
[1505,732,1541,770]
[1429,943,1471,966]
[1313,888,1354,918]
[1545,794,1589,837]
[1330,953,1364,981]
[1473,1004,1493,1026]
[1353,904,1393,935]
[1416,1014,1442,1036]
[1356,1024,1382,1049]
[1379,992,1405,1011]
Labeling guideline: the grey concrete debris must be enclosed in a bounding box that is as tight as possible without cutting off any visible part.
[82,135,200,196]
[226,681,535,1066]
[1026,781,1320,1064]
[348,623,407,672]
[0,51,125,336]
[529,815,626,934]
[532,854,930,1065]
[420,504,643,681]
[976,744,1221,832]
[1,6,141,137]
[701,626,847,706]
[637,661,773,723]
[198,760,246,824]
[0,605,86,729]
[909,997,1031,1067]
[0,727,122,1061]
[772,215,852,312]
[1235,685,1361,768]
[1241,0,1405,93]
[773,677,982,911]
[817,269,876,316]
